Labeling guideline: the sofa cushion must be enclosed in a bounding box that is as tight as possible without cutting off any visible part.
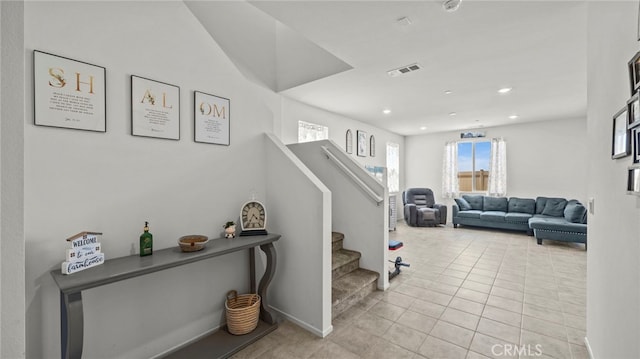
[564,200,587,223]
[505,212,533,224]
[454,198,472,211]
[457,210,482,219]
[508,198,535,214]
[529,216,587,234]
[483,197,508,212]
[541,198,568,217]
[462,195,484,210]
[480,211,506,222]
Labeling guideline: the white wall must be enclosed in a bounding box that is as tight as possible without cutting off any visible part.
[1,1,26,358]
[280,97,405,183]
[264,134,332,337]
[405,117,589,215]
[586,2,640,358]
[24,2,278,358]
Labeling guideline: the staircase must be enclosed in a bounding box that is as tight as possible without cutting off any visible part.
[331,231,380,318]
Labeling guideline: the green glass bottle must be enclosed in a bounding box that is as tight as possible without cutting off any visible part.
[140,221,153,257]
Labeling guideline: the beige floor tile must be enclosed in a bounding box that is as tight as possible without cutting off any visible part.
[381,290,417,309]
[380,323,428,352]
[369,301,406,322]
[431,281,461,295]
[469,332,518,359]
[563,312,586,331]
[467,273,496,285]
[487,295,523,314]
[522,315,567,340]
[440,307,481,330]
[309,340,361,359]
[421,289,454,306]
[449,296,486,316]
[430,320,475,348]
[569,343,589,359]
[398,310,438,334]
[566,326,586,345]
[476,317,520,344]
[522,303,564,325]
[353,312,394,337]
[520,330,571,359]
[443,268,471,280]
[408,298,447,319]
[462,280,492,294]
[491,286,524,302]
[456,288,490,304]
[418,335,468,359]
[466,350,492,359]
[482,305,522,327]
[493,278,525,292]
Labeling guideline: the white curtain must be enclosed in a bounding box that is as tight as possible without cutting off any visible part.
[442,141,459,198]
[487,138,507,196]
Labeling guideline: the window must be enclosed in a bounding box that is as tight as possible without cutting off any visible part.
[298,121,328,143]
[386,143,400,193]
[457,141,491,192]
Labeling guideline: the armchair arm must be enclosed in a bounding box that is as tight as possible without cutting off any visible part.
[404,204,417,226]
[434,204,447,224]
[452,204,459,217]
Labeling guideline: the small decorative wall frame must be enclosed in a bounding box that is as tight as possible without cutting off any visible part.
[612,106,631,159]
[634,127,640,164]
[345,129,353,154]
[131,75,180,140]
[194,91,230,145]
[627,165,640,195]
[33,50,106,132]
[629,93,640,129]
[369,135,376,157]
[357,130,367,157]
[629,51,640,95]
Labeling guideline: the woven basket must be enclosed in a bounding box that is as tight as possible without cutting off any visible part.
[225,290,260,335]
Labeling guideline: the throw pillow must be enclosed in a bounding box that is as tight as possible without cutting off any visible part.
[541,198,568,217]
[455,198,472,211]
[508,198,536,214]
[564,200,587,223]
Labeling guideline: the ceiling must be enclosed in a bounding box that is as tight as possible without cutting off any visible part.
[190,1,588,136]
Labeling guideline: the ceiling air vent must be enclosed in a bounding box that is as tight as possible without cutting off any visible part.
[387,63,422,77]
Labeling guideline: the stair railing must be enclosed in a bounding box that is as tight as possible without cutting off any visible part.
[321,145,384,206]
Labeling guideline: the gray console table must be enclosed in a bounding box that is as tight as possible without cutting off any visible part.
[50,233,280,359]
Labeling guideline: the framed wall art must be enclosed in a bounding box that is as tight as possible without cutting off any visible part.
[629,93,640,129]
[357,130,367,157]
[33,50,106,132]
[634,127,640,164]
[369,135,376,157]
[627,165,640,195]
[194,91,230,145]
[345,129,353,154]
[629,51,640,95]
[612,106,631,159]
[131,75,180,140]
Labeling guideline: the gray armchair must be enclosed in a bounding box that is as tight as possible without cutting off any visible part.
[403,188,447,227]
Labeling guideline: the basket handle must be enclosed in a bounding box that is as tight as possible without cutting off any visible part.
[226,290,238,302]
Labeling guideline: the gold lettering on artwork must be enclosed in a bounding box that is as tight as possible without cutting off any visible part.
[162,93,172,109]
[199,102,226,119]
[48,68,66,88]
[75,73,95,94]
[140,89,156,105]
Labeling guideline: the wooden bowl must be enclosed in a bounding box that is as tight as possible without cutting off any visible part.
[178,235,209,252]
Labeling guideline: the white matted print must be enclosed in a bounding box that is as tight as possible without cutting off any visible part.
[194,91,230,145]
[357,130,367,157]
[131,75,180,140]
[33,50,106,132]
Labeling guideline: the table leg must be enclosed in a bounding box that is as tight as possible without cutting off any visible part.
[257,242,277,324]
[60,291,83,359]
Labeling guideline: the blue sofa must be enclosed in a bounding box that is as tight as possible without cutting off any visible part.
[452,195,587,249]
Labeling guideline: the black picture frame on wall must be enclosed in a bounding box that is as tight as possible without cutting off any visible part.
[345,129,353,154]
[628,51,640,95]
[628,93,640,129]
[634,127,640,164]
[612,106,631,159]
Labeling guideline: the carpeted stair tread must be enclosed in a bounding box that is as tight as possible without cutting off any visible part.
[332,232,344,243]
[332,249,360,271]
[331,268,379,306]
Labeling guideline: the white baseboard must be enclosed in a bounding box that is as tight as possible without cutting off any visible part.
[584,336,595,359]
[269,305,333,337]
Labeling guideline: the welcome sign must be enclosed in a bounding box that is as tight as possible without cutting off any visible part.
[62,231,105,275]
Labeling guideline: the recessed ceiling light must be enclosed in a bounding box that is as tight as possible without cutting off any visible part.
[383,109,391,115]
[449,112,457,116]
[420,126,427,130]
[444,90,453,95]
[509,115,519,119]
[498,87,512,94]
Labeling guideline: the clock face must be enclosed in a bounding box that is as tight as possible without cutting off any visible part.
[241,201,266,230]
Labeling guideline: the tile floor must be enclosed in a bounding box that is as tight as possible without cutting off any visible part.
[232,222,588,359]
